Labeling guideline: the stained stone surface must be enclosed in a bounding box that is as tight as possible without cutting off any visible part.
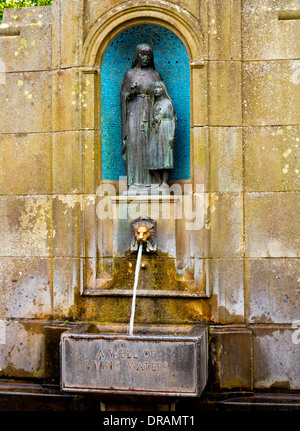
[61,327,208,397]
[0,0,299,392]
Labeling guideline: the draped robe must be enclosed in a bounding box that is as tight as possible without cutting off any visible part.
[121,67,161,187]
[148,98,176,170]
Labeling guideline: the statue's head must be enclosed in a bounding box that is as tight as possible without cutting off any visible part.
[132,44,155,69]
[153,81,171,100]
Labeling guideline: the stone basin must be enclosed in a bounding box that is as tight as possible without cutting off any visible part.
[61,325,207,397]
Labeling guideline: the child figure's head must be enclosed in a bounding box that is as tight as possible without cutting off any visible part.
[153,81,171,100]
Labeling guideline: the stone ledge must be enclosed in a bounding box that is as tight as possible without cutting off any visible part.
[0,379,299,411]
[0,379,99,411]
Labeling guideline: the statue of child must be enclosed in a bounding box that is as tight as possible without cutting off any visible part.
[148,81,177,189]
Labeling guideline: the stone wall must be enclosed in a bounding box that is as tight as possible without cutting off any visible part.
[0,0,299,392]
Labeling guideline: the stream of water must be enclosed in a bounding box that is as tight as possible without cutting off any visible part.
[129,243,143,336]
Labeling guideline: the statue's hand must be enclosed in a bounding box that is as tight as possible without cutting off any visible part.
[153,115,162,126]
[130,82,137,92]
[126,82,137,100]
[169,138,175,149]
[129,82,137,97]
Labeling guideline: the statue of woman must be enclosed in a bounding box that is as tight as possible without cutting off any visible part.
[121,44,162,191]
[148,81,176,189]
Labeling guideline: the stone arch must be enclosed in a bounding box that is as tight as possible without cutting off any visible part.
[82,1,204,67]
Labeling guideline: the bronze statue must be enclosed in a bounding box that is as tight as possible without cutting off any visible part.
[148,81,176,189]
[121,44,162,191]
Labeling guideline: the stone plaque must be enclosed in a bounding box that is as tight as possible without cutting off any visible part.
[61,328,207,397]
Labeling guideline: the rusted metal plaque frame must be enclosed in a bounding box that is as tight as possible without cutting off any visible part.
[61,330,207,397]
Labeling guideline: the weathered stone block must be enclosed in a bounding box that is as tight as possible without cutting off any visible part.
[245,192,300,257]
[244,126,300,192]
[80,71,100,131]
[0,257,51,319]
[0,196,52,257]
[175,211,209,260]
[252,326,300,389]
[44,324,72,384]
[51,0,83,68]
[0,71,51,133]
[83,131,99,194]
[242,60,300,126]
[83,194,97,258]
[191,65,208,126]
[52,131,82,194]
[75,284,214,324]
[109,196,181,257]
[208,0,241,60]
[61,326,208,397]
[53,258,79,320]
[51,0,61,70]
[192,126,209,190]
[0,133,52,195]
[209,259,244,323]
[0,6,52,72]
[59,0,83,68]
[52,68,80,132]
[96,194,113,259]
[85,131,101,195]
[84,254,208,298]
[242,0,300,60]
[85,0,119,29]
[245,258,300,323]
[85,0,201,30]
[210,327,253,390]
[52,130,97,194]
[209,193,244,258]
[209,127,243,192]
[208,61,242,126]
[52,195,82,257]
[1,5,51,27]
[0,320,45,378]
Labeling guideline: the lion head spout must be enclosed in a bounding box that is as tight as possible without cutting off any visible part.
[130,216,156,252]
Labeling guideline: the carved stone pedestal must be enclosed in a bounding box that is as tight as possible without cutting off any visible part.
[61,325,208,397]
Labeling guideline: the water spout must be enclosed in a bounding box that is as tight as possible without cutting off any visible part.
[129,242,143,336]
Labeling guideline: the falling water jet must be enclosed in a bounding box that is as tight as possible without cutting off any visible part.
[129,242,143,336]
[128,216,157,336]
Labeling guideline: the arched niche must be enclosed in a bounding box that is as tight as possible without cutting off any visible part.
[79,2,209,298]
[101,24,191,182]
[81,1,206,188]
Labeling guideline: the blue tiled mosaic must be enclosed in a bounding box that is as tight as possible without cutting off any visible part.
[101,24,190,181]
